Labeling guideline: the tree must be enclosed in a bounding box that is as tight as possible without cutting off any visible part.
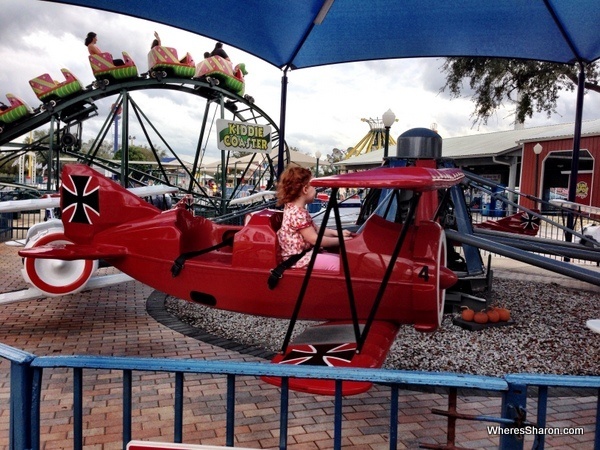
[80,138,113,160]
[440,58,600,126]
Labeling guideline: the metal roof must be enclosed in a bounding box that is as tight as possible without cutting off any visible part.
[341,118,600,167]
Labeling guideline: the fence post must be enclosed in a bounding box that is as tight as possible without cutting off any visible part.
[499,381,528,450]
[0,344,36,450]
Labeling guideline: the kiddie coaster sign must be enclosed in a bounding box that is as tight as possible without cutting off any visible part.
[216,119,271,153]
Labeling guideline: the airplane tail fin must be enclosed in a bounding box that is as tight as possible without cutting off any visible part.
[60,164,160,243]
[475,209,541,236]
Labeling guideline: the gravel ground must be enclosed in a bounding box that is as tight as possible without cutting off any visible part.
[165,278,600,377]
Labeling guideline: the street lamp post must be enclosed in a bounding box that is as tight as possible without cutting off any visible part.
[382,109,396,159]
[315,150,322,177]
[533,143,543,202]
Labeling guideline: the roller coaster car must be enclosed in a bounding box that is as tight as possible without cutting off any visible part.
[19,164,463,395]
[28,68,83,105]
[147,46,195,79]
[88,52,138,85]
[194,55,247,96]
[0,94,33,132]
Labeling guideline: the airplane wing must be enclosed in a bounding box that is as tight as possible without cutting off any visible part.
[0,185,178,213]
[0,196,59,213]
[587,320,600,334]
[19,243,127,260]
[127,185,179,197]
[229,190,276,205]
[262,321,399,396]
[311,166,464,191]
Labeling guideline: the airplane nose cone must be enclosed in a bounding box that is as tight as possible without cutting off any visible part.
[439,267,458,290]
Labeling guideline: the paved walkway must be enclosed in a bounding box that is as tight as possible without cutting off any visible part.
[0,245,597,449]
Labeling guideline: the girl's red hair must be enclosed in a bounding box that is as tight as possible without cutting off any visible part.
[276,166,312,205]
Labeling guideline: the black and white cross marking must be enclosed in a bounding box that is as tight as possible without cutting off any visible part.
[62,175,100,224]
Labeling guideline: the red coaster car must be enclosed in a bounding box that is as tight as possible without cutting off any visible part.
[0,94,33,132]
[194,55,247,96]
[89,52,138,86]
[28,68,83,105]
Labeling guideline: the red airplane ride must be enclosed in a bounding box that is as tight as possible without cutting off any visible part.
[19,163,463,395]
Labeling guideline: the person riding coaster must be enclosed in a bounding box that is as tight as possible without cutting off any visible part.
[147,46,195,79]
[147,31,195,79]
[88,52,138,84]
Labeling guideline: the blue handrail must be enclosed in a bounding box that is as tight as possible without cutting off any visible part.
[1,344,598,450]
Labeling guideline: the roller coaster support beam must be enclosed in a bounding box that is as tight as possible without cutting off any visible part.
[189,100,212,193]
[47,116,56,191]
[446,229,600,287]
[120,90,129,187]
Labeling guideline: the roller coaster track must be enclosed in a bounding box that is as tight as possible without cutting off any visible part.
[0,76,288,216]
[0,77,280,144]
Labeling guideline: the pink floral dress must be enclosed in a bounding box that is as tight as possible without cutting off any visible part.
[277,203,316,268]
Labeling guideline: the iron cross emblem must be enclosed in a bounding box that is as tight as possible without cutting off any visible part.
[280,343,357,367]
[62,175,100,224]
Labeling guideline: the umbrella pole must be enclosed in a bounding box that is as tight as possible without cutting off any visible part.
[277,67,289,181]
[566,62,585,244]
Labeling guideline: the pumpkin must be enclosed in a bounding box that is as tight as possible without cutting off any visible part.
[461,306,475,322]
[495,307,511,322]
[474,310,489,324]
[487,308,500,323]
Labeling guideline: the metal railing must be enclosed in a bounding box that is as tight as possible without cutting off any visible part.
[1,342,599,450]
[0,209,45,241]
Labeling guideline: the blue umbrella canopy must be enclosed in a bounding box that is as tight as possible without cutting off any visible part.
[42,0,599,206]
[44,0,600,68]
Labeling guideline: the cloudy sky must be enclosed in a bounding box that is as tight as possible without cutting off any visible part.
[2,0,600,164]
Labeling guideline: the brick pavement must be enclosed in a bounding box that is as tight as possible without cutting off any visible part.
[0,244,597,449]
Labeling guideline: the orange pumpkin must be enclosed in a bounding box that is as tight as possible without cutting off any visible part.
[495,307,511,322]
[461,306,475,322]
[474,310,489,324]
[487,308,500,323]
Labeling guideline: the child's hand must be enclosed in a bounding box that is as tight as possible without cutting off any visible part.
[341,229,353,239]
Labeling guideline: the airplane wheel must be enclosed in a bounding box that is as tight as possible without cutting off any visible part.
[22,230,98,297]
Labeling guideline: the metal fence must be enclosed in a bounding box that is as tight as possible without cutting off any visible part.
[0,209,45,242]
[1,343,599,450]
